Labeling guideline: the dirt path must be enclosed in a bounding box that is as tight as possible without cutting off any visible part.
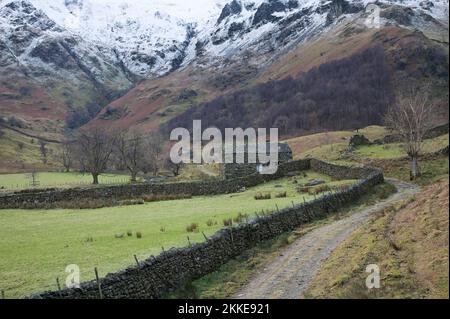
[234,179,420,299]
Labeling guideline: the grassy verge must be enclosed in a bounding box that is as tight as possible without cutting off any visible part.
[167,182,397,299]
[305,178,449,299]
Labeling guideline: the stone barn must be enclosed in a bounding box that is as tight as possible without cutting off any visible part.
[224,143,293,180]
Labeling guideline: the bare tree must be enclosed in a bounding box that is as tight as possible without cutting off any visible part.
[147,133,164,176]
[39,140,47,164]
[74,128,115,184]
[114,129,153,182]
[165,156,184,177]
[385,87,436,180]
[60,141,73,172]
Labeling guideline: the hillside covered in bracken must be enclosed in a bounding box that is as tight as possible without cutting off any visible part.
[163,36,448,137]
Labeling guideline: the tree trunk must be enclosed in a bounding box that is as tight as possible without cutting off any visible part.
[130,172,137,183]
[410,156,419,180]
[92,173,99,185]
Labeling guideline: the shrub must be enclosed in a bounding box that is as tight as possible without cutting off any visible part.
[233,213,249,224]
[254,193,271,200]
[206,219,215,227]
[260,210,270,216]
[373,183,397,200]
[160,226,166,233]
[8,116,25,128]
[223,218,233,227]
[298,185,331,195]
[309,185,330,195]
[186,223,199,233]
[127,230,133,237]
[297,187,310,194]
[275,191,287,198]
[136,232,143,239]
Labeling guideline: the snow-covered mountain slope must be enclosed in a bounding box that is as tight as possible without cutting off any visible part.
[0,0,135,127]
[25,0,230,76]
[84,0,448,134]
[0,0,448,134]
[188,0,448,69]
[3,0,448,78]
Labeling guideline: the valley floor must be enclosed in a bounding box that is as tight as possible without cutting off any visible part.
[0,171,354,298]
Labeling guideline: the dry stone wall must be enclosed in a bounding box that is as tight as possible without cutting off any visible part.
[30,159,384,299]
[0,160,310,209]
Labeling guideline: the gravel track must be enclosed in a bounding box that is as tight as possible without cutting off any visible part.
[234,179,420,299]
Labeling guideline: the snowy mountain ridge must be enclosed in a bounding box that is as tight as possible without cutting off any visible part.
[0,0,447,134]
[1,0,448,78]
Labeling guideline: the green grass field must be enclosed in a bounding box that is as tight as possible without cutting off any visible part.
[0,172,135,190]
[354,134,449,160]
[286,126,388,160]
[299,133,449,162]
[0,171,356,298]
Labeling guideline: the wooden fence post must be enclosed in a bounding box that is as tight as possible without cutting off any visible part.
[134,255,140,268]
[94,267,103,299]
[56,277,62,297]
